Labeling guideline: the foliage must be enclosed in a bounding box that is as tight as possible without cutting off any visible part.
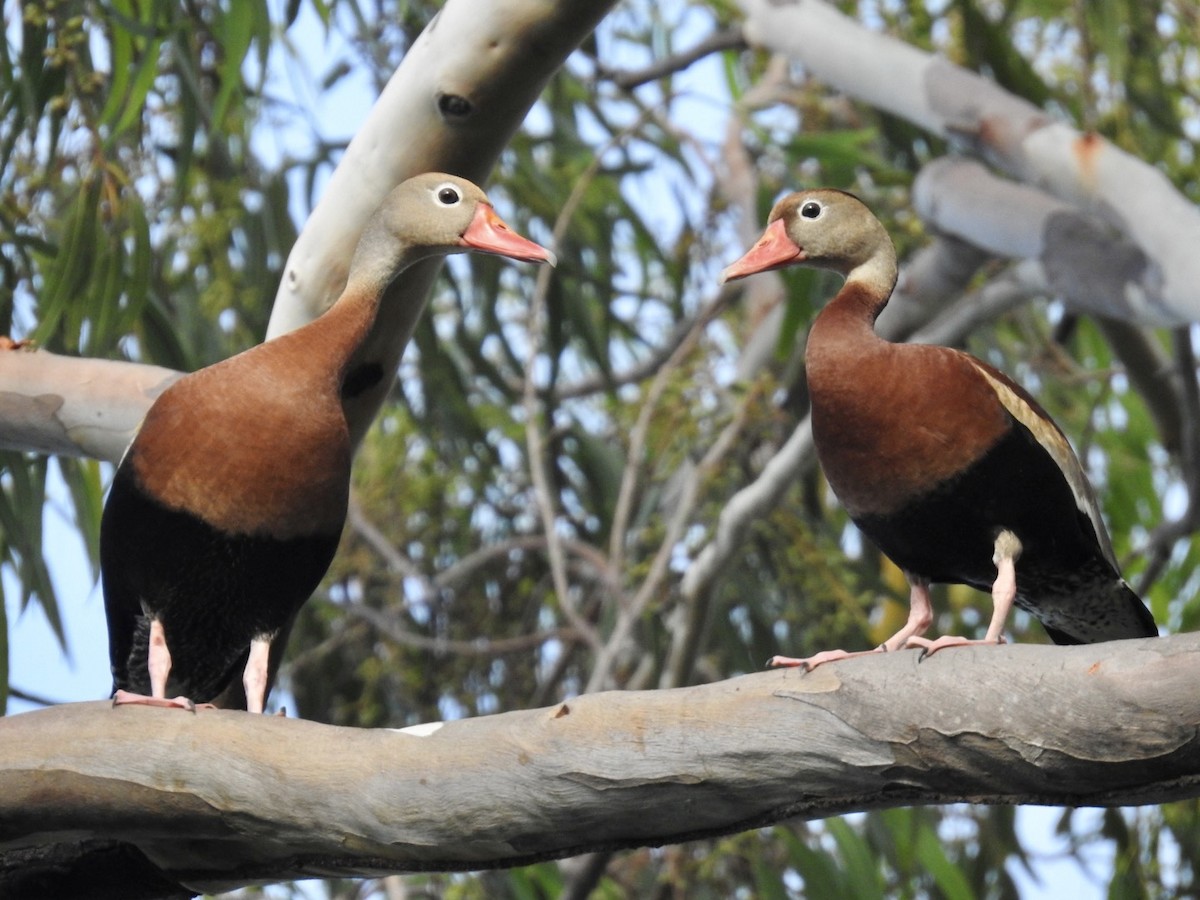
[5,0,1200,897]
[0,0,299,647]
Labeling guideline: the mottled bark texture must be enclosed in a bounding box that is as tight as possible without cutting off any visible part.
[1,633,1192,896]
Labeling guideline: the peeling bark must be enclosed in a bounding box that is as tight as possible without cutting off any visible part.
[913,157,1157,323]
[1,633,1194,896]
[0,349,178,464]
[736,0,1200,324]
[0,0,615,461]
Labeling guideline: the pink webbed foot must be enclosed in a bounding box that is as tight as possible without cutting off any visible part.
[905,633,1007,660]
[767,646,887,671]
[117,619,219,710]
[112,689,216,712]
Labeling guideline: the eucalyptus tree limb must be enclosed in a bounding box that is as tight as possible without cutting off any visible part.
[912,157,1159,323]
[0,0,615,462]
[269,0,617,448]
[0,347,178,463]
[2,633,1194,898]
[904,264,1041,349]
[736,0,1200,325]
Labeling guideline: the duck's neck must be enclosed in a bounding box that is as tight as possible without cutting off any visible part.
[809,251,898,349]
[297,283,386,385]
[275,236,429,388]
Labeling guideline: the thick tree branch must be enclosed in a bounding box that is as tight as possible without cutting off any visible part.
[736,0,1200,324]
[0,348,178,464]
[912,157,1158,323]
[2,633,1195,897]
[0,0,615,461]
[269,0,616,448]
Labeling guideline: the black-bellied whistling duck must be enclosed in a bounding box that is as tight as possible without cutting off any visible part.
[101,173,555,712]
[721,188,1157,668]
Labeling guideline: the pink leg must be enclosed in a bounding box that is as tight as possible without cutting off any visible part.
[147,619,172,697]
[879,577,935,652]
[769,576,934,670]
[907,530,1020,658]
[243,636,272,714]
[112,620,202,711]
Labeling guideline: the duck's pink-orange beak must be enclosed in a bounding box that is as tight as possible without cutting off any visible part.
[460,205,557,267]
[719,218,802,283]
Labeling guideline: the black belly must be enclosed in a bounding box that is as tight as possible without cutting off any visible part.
[853,422,1155,643]
[101,465,341,705]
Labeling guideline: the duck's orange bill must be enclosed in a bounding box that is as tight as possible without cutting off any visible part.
[720,218,802,283]
[460,205,557,267]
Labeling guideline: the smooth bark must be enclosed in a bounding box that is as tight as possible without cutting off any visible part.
[1,633,1192,896]
[0,0,615,461]
[737,0,1200,324]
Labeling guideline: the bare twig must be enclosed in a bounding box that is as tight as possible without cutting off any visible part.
[606,286,734,577]
[348,501,618,603]
[658,382,764,689]
[346,498,439,604]
[437,534,617,596]
[522,114,658,652]
[596,26,748,91]
[346,603,573,657]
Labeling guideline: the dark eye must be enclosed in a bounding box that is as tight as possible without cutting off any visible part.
[436,185,461,206]
[800,200,823,219]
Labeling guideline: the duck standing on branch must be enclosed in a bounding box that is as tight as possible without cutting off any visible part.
[101,173,556,712]
[720,188,1157,669]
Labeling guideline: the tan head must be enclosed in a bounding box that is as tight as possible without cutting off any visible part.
[350,172,556,291]
[720,189,896,291]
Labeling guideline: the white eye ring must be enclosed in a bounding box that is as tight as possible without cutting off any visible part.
[434,183,462,206]
[800,200,824,219]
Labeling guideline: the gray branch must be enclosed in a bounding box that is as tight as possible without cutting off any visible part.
[2,633,1194,896]
[736,0,1200,324]
[0,0,615,462]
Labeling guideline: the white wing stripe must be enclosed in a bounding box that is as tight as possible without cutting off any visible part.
[968,361,1118,566]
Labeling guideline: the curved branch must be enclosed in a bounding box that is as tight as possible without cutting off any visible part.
[270,0,617,448]
[0,0,616,462]
[736,0,1200,324]
[597,27,748,91]
[2,634,1194,897]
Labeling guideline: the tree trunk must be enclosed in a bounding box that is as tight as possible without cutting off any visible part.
[0,0,615,463]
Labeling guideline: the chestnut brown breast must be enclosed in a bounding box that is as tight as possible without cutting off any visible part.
[128,333,352,540]
[806,284,1012,519]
